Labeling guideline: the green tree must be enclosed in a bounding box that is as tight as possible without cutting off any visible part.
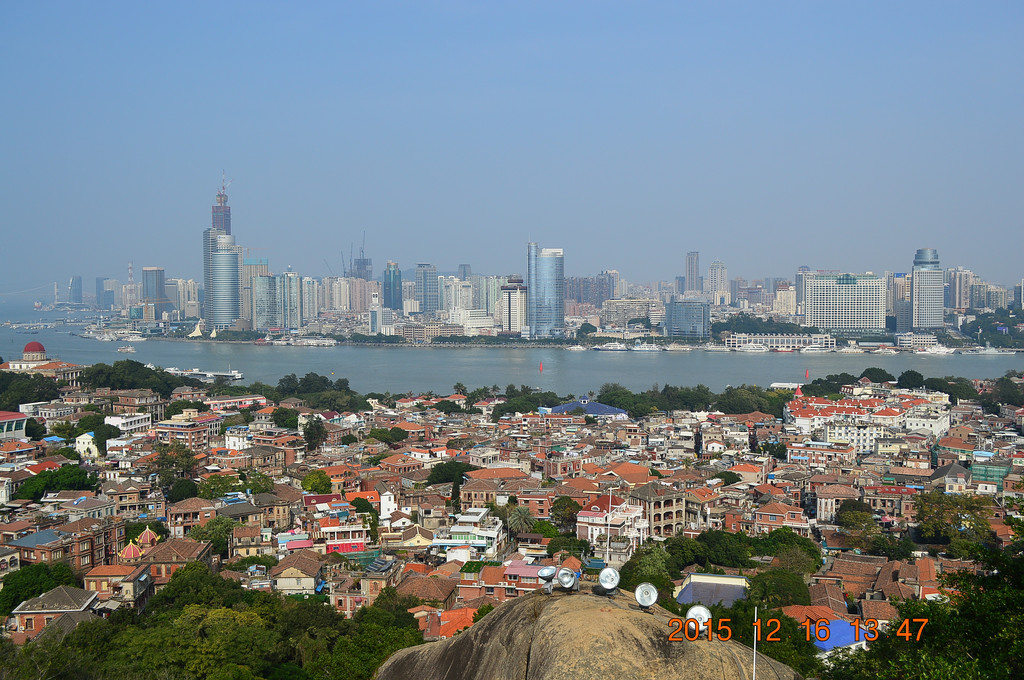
[550,496,582,534]
[897,369,925,389]
[302,469,332,495]
[506,505,536,537]
[272,407,299,429]
[165,399,210,418]
[24,417,46,440]
[0,563,78,616]
[388,426,409,442]
[303,417,328,451]
[198,474,242,499]
[576,322,597,339]
[168,478,199,502]
[859,367,895,383]
[367,427,393,443]
[914,489,990,542]
[14,465,97,501]
[748,569,811,607]
[187,515,239,557]
[426,461,480,486]
[472,603,494,622]
[340,433,358,445]
[867,534,917,561]
[716,470,742,485]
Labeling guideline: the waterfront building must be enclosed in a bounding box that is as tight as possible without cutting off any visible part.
[795,266,811,309]
[251,275,281,330]
[208,235,242,329]
[526,242,565,338]
[382,261,403,311]
[724,333,835,350]
[685,251,701,293]
[241,258,269,325]
[885,272,910,316]
[803,273,885,333]
[500,277,528,335]
[141,267,170,321]
[947,267,974,310]
[911,248,944,330]
[301,277,319,324]
[415,263,440,314]
[68,275,83,304]
[663,299,710,339]
[773,283,796,315]
[280,271,302,329]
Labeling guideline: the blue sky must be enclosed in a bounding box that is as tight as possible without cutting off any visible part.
[2,2,1022,294]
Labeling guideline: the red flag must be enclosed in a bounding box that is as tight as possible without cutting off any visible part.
[805,369,810,380]
[539,362,543,373]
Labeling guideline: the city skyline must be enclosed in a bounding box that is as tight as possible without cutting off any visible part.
[2,3,1023,293]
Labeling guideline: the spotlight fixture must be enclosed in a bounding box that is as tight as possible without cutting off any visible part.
[633,582,658,611]
[556,567,579,591]
[538,565,557,594]
[597,567,620,595]
[685,604,712,637]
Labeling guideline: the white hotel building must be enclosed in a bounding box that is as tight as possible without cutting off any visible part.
[803,273,885,332]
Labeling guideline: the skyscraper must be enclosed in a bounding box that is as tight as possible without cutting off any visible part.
[212,181,231,235]
[142,267,170,320]
[415,263,439,314]
[706,260,729,305]
[457,264,472,281]
[527,242,565,338]
[382,261,403,311]
[795,265,811,309]
[352,257,373,281]
[280,271,302,329]
[911,248,944,330]
[68,276,83,304]
[500,276,528,335]
[208,235,242,329]
[251,275,281,330]
[685,252,701,293]
[241,257,269,325]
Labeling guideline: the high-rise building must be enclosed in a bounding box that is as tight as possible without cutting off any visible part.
[280,271,302,329]
[457,264,472,281]
[415,263,439,314]
[527,242,565,338]
[706,260,729,305]
[803,273,885,332]
[301,277,319,324]
[664,299,710,339]
[500,277,528,335]
[440,276,473,312]
[95,277,117,310]
[352,257,373,281]
[241,257,269,325]
[68,276,83,304]
[141,267,170,320]
[213,180,231,235]
[208,235,242,329]
[885,272,910,315]
[911,248,944,330]
[685,252,701,293]
[947,267,975,310]
[772,283,796,315]
[251,275,281,330]
[382,261,403,311]
[795,266,811,308]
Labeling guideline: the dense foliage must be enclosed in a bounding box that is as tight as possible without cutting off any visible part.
[80,360,204,398]
[0,372,60,411]
[0,563,78,617]
[14,464,98,501]
[0,563,424,680]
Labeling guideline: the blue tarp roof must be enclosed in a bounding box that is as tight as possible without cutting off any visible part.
[8,529,67,548]
[812,618,860,652]
[676,579,748,608]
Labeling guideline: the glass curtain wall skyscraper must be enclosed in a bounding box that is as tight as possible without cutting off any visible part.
[209,235,242,328]
[685,251,701,293]
[382,261,403,311]
[415,263,439,314]
[527,242,565,338]
[911,248,944,330]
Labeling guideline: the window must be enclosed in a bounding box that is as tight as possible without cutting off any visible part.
[25,618,34,630]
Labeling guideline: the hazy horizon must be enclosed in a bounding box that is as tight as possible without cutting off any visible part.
[2,2,1023,293]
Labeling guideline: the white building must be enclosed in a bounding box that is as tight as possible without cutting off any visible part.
[500,278,528,335]
[803,273,885,332]
[104,413,152,436]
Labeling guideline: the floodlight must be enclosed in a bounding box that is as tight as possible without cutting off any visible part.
[597,567,620,594]
[538,566,557,582]
[633,582,658,610]
[556,567,578,590]
[685,604,712,637]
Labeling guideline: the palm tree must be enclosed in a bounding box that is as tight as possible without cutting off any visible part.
[506,505,536,537]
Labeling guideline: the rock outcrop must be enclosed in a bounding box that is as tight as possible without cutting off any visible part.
[377,589,802,680]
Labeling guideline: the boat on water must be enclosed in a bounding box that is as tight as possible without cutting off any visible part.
[594,341,630,351]
[736,343,769,353]
[565,345,588,351]
[117,345,136,353]
[631,340,664,352]
[664,343,693,352]
[873,346,899,355]
[961,344,1015,355]
[837,346,865,354]
[916,345,955,355]
[164,367,245,383]
[704,344,732,352]
[800,345,831,354]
